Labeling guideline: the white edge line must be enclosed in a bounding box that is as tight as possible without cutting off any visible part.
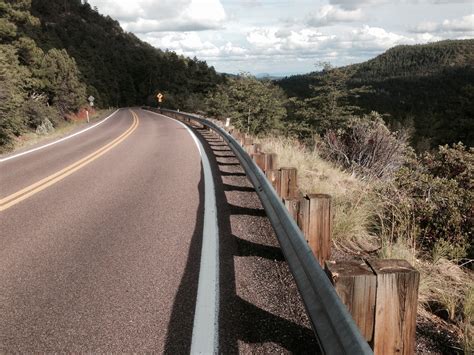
[146,109,219,354]
[0,109,120,163]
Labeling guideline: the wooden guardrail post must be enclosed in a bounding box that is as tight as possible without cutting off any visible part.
[251,153,265,171]
[284,198,300,222]
[245,143,261,155]
[252,143,262,154]
[280,167,297,199]
[326,259,419,354]
[298,194,331,266]
[325,260,376,342]
[263,153,276,172]
[265,169,281,195]
[243,137,253,146]
[251,152,276,173]
[367,259,419,355]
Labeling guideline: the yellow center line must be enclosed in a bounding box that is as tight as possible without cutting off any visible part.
[0,110,140,212]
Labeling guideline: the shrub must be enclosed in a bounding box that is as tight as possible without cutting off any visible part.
[377,143,473,261]
[322,112,408,179]
[22,98,59,129]
[35,118,54,135]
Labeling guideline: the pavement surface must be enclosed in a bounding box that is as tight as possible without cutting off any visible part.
[0,108,317,353]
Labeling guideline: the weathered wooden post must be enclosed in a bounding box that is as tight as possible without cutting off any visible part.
[245,143,261,155]
[263,153,277,172]
[325,260,377,342]
[366,259,419,355]
[265,169,281,195]
[284,198,300,222]
[244,143,254,154]
[325,258,419,354]
[298,194,331,266]
[280,167,298,199]
[232,131,242,144]
[243,137,253,146]
[251,153,266,171]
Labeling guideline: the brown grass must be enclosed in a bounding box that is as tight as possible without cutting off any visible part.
[260,136,379,253]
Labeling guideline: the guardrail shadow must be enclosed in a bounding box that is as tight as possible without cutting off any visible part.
[164,168,204,354]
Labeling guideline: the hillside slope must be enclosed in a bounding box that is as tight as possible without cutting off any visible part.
[1,0,222,151]
[28,0,221,109]
[278,40,474,149]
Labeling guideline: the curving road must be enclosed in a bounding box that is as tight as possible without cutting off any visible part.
[0,108,318,353]
[0,109,205,352]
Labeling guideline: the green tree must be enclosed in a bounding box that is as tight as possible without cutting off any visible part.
[290,63,369,135]
[39,48,86,114]
[0,44,27,149]
[206,74,287,136]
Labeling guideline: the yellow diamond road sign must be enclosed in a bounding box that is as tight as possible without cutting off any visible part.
[157,93,164,103]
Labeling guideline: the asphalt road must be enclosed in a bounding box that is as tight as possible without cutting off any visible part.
[0,108,317,353]
[0,109,203,352]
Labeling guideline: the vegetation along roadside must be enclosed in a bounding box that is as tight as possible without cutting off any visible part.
[201,48,473,353]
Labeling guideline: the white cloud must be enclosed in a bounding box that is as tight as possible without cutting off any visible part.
[411,14,474,34]
[140,32,247,59]
[306,5,364,27]
[441,14,474,32]
[246,27,334,54]
[88,0,226,31]
[88,0,473,74]
[330,0,472,10]
[239,0,261,7]
[348,25,409,50]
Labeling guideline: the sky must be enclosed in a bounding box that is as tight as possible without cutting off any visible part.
[86,0,474,76]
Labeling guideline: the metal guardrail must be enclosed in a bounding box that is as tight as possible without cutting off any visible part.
[147,107,373,355]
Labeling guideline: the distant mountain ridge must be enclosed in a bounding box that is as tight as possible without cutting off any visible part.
[277,39,474,149]
[351,40,474,80]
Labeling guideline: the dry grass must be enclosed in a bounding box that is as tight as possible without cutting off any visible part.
[259,135,473,351]
[260,136,379,253]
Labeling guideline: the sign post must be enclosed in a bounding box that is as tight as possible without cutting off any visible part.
[87,96,95,123]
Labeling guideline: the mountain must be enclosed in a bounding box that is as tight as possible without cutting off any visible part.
[277,40,474,150]
[27,0,222,109]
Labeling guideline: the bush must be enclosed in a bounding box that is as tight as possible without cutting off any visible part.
[377,143,473,261]
[22,98,59,129]
[35,118,54,135]
[321,112,409,179]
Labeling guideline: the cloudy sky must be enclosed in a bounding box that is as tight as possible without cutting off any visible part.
[87,0,473,76]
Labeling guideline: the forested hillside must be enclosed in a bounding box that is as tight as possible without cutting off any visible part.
[28,0,222,109]
[278,40,474,150]
[0,0,221,152]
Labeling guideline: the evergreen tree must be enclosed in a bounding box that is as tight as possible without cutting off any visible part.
[39,48,86,114]
[206,74,286,135]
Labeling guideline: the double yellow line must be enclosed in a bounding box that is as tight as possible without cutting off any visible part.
[0,110,140,212]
